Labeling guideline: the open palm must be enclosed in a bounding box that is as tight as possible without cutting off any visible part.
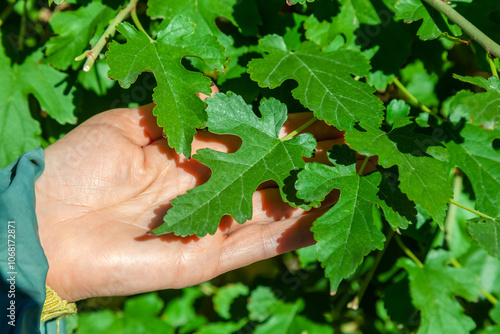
[34,92,342,302]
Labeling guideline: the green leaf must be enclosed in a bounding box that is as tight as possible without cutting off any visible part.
[44,1,118,70]
[386,99,411,126]
[454,75,500,93]
[462,247,500,296]
[287,0,315,5]
[154,93,316,236]
[400,250,480,334]
[468,218,500,259]
[146,0,245,79]
[445,124,500,217]
[394,0,461,40]
[0,45,76,168]
[213,283,249,320]
[254,299,333,334]
[247,286,279,322]
[248,34,384,131]
[452,75,500,130]
[193,318,247,334]
[304,13,356,50]
[162,287,205,327]
[400,60,439,108]
[124,293,164,318]
[345,126,452,226]
[296,145,386,291]
[147,0,238,39]
[106,17,225,157]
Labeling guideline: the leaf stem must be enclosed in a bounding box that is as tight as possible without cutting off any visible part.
[0,1,16,27]
[449,199,494,220]
[450,258,498,305]
[18,0,27,51]
[357,156,370,176]
[393,77,433,115]
[281,116,317,141]
[394,234,424,268]
[131,5,152,41]
[422,0,500,59]
[76,0,139,72]
[348,229,394,310]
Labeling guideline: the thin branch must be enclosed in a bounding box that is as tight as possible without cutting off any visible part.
[76,0,139,72]
[449,199,495,220]
[422,0,500,59]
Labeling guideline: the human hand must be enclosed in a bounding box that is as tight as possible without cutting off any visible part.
[34,87,365,302]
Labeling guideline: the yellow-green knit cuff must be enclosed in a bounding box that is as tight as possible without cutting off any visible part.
[41,286,77,323]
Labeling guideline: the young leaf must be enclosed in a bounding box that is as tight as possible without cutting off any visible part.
[247,286,279,322]
[345,126,452,226]
[147,0,238,40]
[154,92,316,236]
[106,17,225,158]
[445,124,500,217]
[394,0,461,40]
[247,34,384,131]
[0,46,76,168]
[295,145,387,291]
[213,283,249,320]
[400,250,480,334]
[44,1,119,70]
[468,218,500,259]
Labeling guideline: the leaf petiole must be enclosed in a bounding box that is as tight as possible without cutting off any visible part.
[393,77,433,115]
[449,199,495,220]
[357,156,370,176]
[394,234,424,268]
[131,5,153,42]
[281,116,317,141]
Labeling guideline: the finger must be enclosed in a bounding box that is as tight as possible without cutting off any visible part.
[215,208,327,276]
[280,113,344,141]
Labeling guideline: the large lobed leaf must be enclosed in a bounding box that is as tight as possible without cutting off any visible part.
[345,125,452,226]
[106,16,225,158]
[154,92,316,236]
[248,34,384,131]
[445,124,500,217]
[296,145,391,291]
[400,250,480,334]
[0,42,76,168]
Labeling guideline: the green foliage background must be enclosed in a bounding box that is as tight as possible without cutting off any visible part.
[1,0,500,332]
